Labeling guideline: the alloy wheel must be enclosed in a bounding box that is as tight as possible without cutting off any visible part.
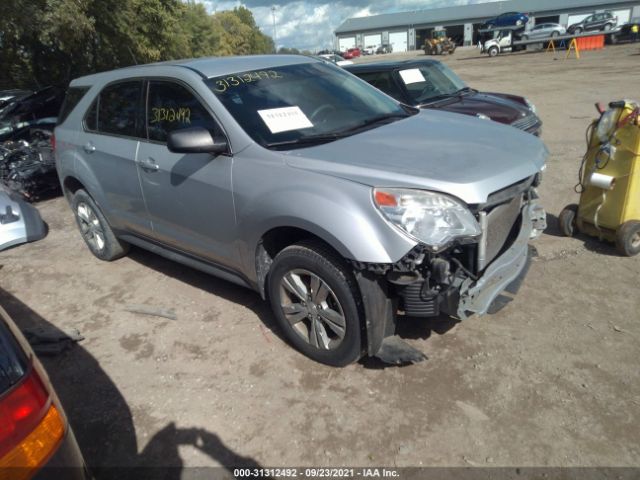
[77,202,106,252]
[279,269,346,350]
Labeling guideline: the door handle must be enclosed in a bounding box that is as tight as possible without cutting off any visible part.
[83,142,96,154]
[139,157,159,172]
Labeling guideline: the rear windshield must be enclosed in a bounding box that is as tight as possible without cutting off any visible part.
[57,86,90,125]
[0,318,27,393]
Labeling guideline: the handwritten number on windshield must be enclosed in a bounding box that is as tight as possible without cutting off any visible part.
[214,70,283,93]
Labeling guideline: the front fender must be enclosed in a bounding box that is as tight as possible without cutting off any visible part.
[232,154,417,281]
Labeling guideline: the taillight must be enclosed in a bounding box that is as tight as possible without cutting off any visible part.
[50,133,56,152]
[0,366,65,480]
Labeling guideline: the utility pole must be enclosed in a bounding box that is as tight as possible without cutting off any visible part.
[271,6,277,53]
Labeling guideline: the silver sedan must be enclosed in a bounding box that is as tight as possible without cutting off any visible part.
[523,23,566,40]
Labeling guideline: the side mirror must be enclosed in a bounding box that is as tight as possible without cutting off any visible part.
[167,127,228,155]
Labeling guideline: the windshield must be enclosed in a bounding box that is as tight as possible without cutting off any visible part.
[206,61,411,149]
[397,63,467,105]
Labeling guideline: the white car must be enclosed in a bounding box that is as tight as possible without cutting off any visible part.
[364,45,378,55]
[319,54,353,67]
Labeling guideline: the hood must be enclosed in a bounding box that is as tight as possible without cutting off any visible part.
[423,91,532,126]
[284,110,547,205]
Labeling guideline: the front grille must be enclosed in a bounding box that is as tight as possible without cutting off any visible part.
[511,114,539,132]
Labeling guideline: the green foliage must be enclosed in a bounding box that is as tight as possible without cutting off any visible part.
[0,0,274,89]
[277,47,301,55]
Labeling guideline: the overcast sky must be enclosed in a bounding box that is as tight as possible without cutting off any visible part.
[197,0,494,51]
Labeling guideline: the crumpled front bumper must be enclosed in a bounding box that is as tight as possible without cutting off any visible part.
[457,200,546,319]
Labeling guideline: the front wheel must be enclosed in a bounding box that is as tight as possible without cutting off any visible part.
[552,31,560,38]
[488,46,499,57]
[267,241,364,366]
[616,221,640,257]
[574,27,582,34]
[604,23,612,31]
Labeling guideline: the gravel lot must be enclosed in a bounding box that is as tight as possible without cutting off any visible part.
[1,44,639,475]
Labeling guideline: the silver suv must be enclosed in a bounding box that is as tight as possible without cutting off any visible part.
[55,55,547,366]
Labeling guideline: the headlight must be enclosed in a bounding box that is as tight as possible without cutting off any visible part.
[525,98,537,114]
[373,188,481,251]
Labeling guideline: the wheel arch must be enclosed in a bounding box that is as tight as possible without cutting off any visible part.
[255,224,355,300]
[61,175,86,202]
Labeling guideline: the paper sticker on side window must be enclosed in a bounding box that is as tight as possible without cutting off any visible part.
[257,106,313,134]
[399,69,426,85]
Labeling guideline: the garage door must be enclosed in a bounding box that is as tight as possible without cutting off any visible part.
[389,31,408,52]
[339,37,356,51]
[612,9,630,25]
[364,34,382,48]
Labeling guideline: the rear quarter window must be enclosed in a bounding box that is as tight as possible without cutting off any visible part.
[57,86,90,125]
[0,319,27,394]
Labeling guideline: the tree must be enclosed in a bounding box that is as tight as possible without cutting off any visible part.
[0,0,275,89]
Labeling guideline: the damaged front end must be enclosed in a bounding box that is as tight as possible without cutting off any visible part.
[354,176,546,362]
[0,185,47,251]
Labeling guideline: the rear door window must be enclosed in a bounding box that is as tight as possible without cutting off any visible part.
[146,81,221,143]
[84,81,144,138]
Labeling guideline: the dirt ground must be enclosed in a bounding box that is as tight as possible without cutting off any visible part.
[1,43,640,475]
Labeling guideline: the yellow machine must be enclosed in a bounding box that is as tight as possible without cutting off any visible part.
[560,101,640,256]
[423,28,457,55]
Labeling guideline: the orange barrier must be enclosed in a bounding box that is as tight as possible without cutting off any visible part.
[576,34,604,51]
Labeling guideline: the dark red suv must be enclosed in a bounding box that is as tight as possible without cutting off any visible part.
[346,59,541,136]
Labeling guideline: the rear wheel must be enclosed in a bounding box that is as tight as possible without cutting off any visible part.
[267,241,363,366]
[559,204,578,237]
[72,190,129,261]
[616,221,640,257]
[604,23,612,31]
[551,31,560,38]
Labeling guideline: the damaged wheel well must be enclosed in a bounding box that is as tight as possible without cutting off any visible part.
[255,227,342,299]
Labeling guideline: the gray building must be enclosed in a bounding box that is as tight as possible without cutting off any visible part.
[335,0,640,51]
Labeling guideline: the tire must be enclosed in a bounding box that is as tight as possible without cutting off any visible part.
[516,20,523,26]
[436,44,443,55]
[72,189,129,261]
[488,46,499,57]
[551,31,559,38]
[267,240,363,367]
[615,221,640,257]
[522,35,529,41]
[604,23,612,31]
[559,204,578,237]
[574,27,582,34]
